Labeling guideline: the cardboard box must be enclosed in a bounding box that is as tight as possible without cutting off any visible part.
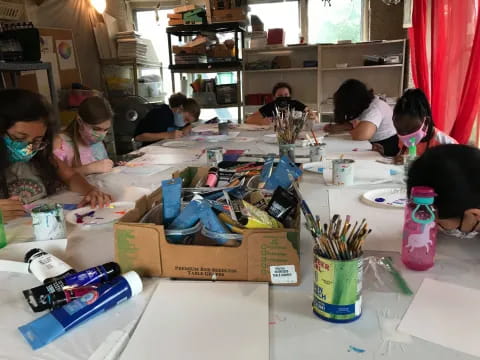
[174,4,198,14]
[212,8,246,23]
[114,166,301,285]
[167,13,183,19]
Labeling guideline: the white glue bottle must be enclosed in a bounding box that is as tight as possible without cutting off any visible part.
[24,248,76,284]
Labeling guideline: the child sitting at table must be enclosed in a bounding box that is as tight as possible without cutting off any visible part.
[54,96,114,175]
[0,89,112,222]
[325,79,399,156]
[393,88,457,162]
[408,144,480,238]
[134,93,201,146]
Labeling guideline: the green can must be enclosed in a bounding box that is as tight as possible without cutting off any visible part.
[313,254,363,323]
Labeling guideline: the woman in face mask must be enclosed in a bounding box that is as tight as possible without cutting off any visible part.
[0,89,112,222]
[54,96,114,175]
[246,82,309,125]
[393,88,457,163]
[408,144,480,239]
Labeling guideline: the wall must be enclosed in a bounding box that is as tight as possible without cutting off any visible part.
[370,0,406,40]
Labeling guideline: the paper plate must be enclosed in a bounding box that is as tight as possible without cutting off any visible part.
[161,141,195,148]
[360,188,407,209]
[66,201,135,225]
[303,161,326,174]
[263,134,310,147]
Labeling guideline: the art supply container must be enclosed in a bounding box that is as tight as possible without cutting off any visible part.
[207,146,223,167]
[401,186,437,271]
[332,159,355,186]
[165,221,202,244]
[309,143,326,162]
[313,254,363,323]
[31,204,67,241]
[218,121,229,135]
[278,143,295,163]
[201,226,243,246]
[0,210,7,249]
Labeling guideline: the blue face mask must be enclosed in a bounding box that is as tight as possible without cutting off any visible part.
[3,135,38,163]
[174,112,186,128]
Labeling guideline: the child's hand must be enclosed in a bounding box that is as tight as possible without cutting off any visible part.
[0,196,25,222]
[79,188,112,208]
[90,159,114,174]
[168,130,183,139]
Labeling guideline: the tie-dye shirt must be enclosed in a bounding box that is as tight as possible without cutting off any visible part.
[54,133,108,167]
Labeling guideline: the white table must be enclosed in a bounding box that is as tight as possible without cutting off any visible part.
[2,129,478,360]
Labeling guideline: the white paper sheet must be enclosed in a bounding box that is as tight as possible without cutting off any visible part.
[328,188,403,252]
[398,278,480,358]
[120,281,269,360]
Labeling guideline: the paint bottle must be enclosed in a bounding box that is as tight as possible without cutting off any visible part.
[40,285,99,310]
[24,248,76,284]
[19,271,143,350]
[205,167,219,187]
[23,262,121,312]
[401,186,437,271]
[0,209,7,249]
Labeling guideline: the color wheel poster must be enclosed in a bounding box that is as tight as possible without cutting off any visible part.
[56,40,76,70]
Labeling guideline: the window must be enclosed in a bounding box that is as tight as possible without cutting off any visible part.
[135,9,179,96]
[248,2,300,45]
[308,0,363,44]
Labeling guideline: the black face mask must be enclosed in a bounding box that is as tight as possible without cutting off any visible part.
[275,96,292,108]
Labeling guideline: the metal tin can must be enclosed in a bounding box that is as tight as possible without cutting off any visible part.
[309,143,326,162]
[31,204,67,241]
[313,254,362,323]
[207,147,223,166]
[332,159,355,186]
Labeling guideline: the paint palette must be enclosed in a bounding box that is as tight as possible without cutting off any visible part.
[65,201,135,225]
[360,188,407,209]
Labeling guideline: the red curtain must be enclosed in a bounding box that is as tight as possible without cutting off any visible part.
[408,0,430,100]
[410,0,480,144]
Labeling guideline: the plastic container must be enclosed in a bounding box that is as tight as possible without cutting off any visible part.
[201,226,243,244]
[401,186,437,271]
[166,221,202,244]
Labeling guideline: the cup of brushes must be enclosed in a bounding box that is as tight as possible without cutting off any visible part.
[309,214,371,323]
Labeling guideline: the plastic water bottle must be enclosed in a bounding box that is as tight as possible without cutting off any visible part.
[401,186,437,271]
[0,210,7,249]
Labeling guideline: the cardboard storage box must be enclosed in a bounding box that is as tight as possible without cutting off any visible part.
[114,166,301,285]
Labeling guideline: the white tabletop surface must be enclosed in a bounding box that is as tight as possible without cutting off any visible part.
[2,127,479,360]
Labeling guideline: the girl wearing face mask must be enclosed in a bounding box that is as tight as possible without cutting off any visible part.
[393,89,457,163]
[0,89,112,222]
[408,145,480,239]
[54,97,113,175]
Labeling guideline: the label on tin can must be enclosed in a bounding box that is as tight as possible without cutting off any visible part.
[313,255,362,322]
[270,265,297,284]
[207,147,223,166]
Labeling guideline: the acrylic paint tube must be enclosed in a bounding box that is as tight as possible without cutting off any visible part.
[264,155,302,191]
[23,262,121,312]
[162,178,182,226]
[18,271,143,350]
[168,196,202,230]
[36,285,99,311]
[25,248,76,284]
[266,186,298,222]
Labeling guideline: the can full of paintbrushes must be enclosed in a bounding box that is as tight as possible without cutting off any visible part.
[313,254,363,323]
[31,204,67,241]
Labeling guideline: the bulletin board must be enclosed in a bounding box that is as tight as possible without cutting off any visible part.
[17,27,82,98]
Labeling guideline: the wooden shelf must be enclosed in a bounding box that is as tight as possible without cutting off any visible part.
[321,64,403,71]
[320,40,406,48]
[170,62,242,73]
[244,45,318,53]
[167,22,246,36]
[244,67,318,73]
[100,59,161,67]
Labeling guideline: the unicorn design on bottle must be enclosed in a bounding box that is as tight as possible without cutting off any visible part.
[405,221,435,253]
[401,186,438,271]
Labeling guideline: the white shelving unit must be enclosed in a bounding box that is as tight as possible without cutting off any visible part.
[242,40,407,120]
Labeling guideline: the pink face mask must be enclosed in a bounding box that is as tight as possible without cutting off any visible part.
[78,118,107,145]
[398,121,427,147]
